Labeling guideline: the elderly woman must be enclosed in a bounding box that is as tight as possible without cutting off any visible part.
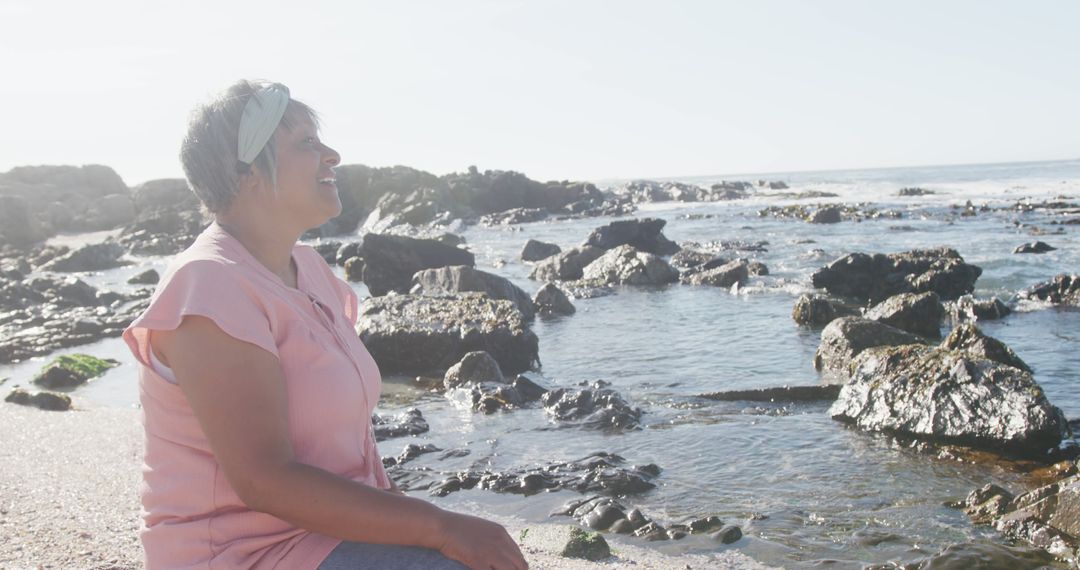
[123,81,527,570]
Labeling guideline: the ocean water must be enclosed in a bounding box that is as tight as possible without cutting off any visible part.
[3,159,1079,568]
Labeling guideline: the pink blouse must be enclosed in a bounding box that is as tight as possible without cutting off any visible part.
[123,222,391,569]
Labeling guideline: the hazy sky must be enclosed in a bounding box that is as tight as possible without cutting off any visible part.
[2,0,1077,186]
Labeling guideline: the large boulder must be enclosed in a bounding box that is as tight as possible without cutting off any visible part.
[811,247,982,304]
[813,317,927,381]
[982,473,1080,561]
[791,294,858,326]
[443,351,505,390]
[520,239,561,262]
[0,165,132,235]
[38,242,127,272]
[829,344,1067,455]
[360,233,475,296]
[357,293,539,375]
[529,246,605,282]
[533,283,575,316]
[541,381,643,431]
[130,178,199,214]
[1019,274,1080,307]
[411,265,535,321]
[681,259,748,288]
[863,291,945,338]
[583,218,679,256]
[580,245,678,286]
[0,195,48,247]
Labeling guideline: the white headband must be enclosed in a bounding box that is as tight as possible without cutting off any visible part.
[237,84,290,165]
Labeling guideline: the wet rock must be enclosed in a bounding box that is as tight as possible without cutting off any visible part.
[950,295,1012,322]
[127,269,159,285]
[670,248,724,270]
[357,293,539,375]
[898,187,935,196]
[830,344,1067,455]
[560,527,611,561]
[808,206,842,224]
[5,388,72,411]
[811,247,982,304]
[443,350,505,390]
[0,295,149,364]
[864,291,945,338]
[681,259,748,288]
[993,474,1080,561]
[38,242,127,272]
[34,354,119,389]
[541,381,642,430]
[896,542,1059,570]
[118,209,205,256]
[416,452,660,498]
[533,283,575,316]
[1014,241,1056,254]
[520,239,561,262]
[712,525,743,544]
[580,245,678,286]
[747,261,769,276]
[311,240,343,263]
[382,443,441,467]
[941,323,1031,373]
[958,483,1015,524]
[813,317,927,381]
[411,265,535,321]
[359,233,475,296]
[335,242,362,266]
[700,384,842,402]
[791,294,858,326]
[372,408,429,441]
[529,246,605,282]
[583,218,679,256]
[480,207,548,226]
[343,257,364,282]
[1019,274,1080,306]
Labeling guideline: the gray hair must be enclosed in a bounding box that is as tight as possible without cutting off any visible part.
[180,80,320,215]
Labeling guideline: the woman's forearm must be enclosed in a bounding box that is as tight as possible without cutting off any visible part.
[242,460,445,548]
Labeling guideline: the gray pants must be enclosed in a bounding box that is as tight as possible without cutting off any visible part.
[317,541,468,570]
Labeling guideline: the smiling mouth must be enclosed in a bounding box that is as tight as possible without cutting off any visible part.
[318,177,336,185]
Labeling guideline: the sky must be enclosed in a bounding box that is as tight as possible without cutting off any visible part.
[1,0,1078,186]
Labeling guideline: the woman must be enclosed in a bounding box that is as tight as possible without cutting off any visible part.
[123,80,528,570]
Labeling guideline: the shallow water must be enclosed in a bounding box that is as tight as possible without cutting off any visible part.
[4,160,1079,568]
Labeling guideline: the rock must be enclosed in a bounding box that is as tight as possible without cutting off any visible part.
[382,443,442,467]
[443,351,504,390]
[533,283,575,316]
[447,375,548,413]
[1020,274,1080,306]
[712,525,743,544]
[670,249,723,270]
[372,408,429,441]
[864,291,945,338]
[360,233,475,296]
[0,293,149,364]
[335,242,362,265]
[941,323,1031,373]
[38,242,127,272]
[118,209,205,256]
[5,388,72,411]
[747,261,769,276]
[561,527,611,561]
[480,207,549,226]
[993,473,1080,561]
[951,295,1012,321]
[811,247,982,303]
[127,269,159,285]
[580,245,678,286]
[808,206,842,224]
[343,257,364,282]
[899,543,1059,569]
[0,195,48,247]
[769,181,789,190]
[357,293,539,375]
[529,246,605,282]
[583,218,679,255]
[411,265,535,321]
[959,483,1015,524]
[682,259,748,288]
[28,276,101,307]
[0,165,130,238]
[541,381,642,430]
[699,385,842,402]
[520,239,561,262]
[408,452,659,498]
[311,240,343,263]
[898,187,935,196]
[791,294,858,326]
[829,344,1067,455]
[813,317,927,381]
[1014,241,1056,254]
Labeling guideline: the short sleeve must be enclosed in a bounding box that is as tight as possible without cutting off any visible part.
[123,259,280,368]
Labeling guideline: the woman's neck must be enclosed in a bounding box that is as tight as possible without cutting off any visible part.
[215,213,300,287]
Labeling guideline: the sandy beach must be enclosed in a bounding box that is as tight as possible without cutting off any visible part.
[0,403,772,570]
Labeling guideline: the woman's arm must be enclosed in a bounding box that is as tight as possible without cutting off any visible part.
[153,315,527,570]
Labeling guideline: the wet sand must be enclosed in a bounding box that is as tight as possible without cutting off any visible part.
[0,403,771,570]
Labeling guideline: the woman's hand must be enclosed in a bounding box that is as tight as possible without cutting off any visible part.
[434,510,528,570]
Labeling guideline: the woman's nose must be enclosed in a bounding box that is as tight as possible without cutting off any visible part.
[321,143,341,167]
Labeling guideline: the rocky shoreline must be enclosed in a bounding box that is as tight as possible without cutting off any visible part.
[3,163,1080,567]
